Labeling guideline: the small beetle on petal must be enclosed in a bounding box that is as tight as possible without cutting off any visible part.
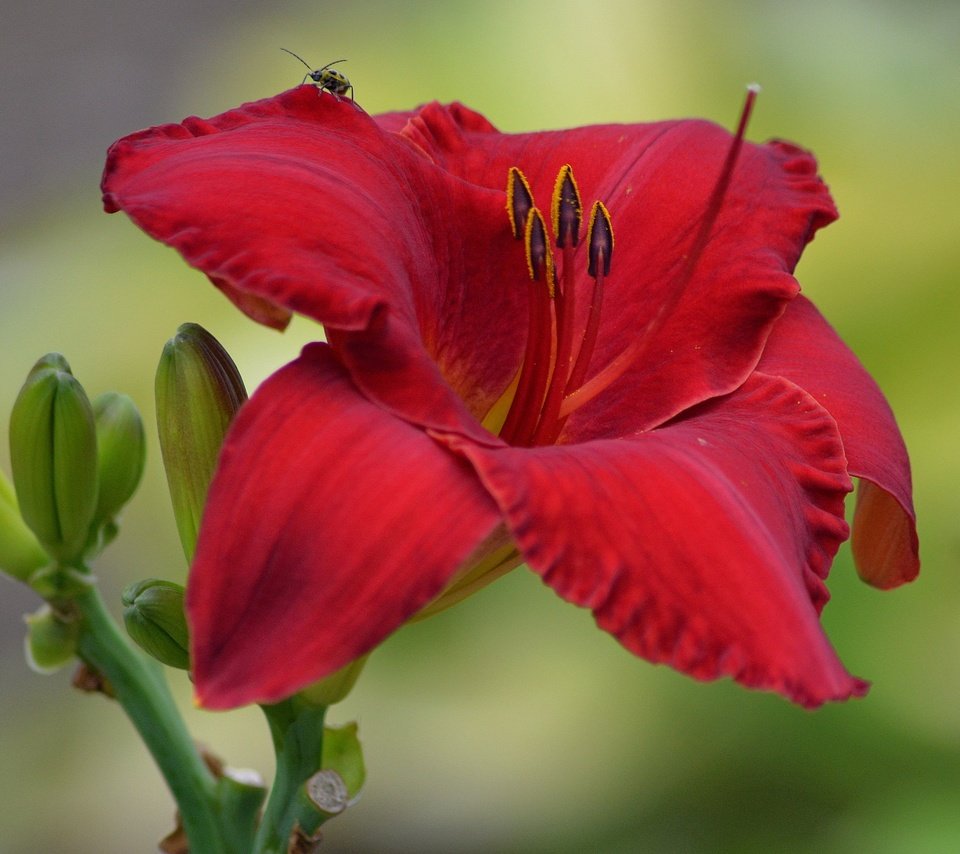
[281,48,354,102]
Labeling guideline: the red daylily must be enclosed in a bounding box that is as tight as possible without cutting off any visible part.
[101,86,918,710]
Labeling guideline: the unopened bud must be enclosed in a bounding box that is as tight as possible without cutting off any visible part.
[9,354,98,564]
[122,578,190,669]
[91,392,145,546]
[0,469,47,581]
[155,324,247,562]
[24,604,79,674]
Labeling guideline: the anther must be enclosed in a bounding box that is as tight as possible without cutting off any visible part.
[587,201,614,277]
[551,164,582,248]
[523,208,554,288]
[507,167,535,240]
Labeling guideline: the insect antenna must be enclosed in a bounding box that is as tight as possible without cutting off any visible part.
[317,59,349,73]
[280,47,313,70]
[280,47,316,83]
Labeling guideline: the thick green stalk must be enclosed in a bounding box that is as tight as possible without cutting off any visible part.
[254,699,328,853]
[74,585,230,853]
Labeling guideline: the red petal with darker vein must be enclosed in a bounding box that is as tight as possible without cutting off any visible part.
[759,296,919,587]
[188,343,500,709]
[445,373,863,708]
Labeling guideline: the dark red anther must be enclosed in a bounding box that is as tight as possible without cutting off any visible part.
[587,201,614,277]
[507,167,535,240]
[551,164,582,248]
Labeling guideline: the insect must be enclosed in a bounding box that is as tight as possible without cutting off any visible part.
[281,48,354,102]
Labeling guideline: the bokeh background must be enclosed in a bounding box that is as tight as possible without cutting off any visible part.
[1,1,958,851]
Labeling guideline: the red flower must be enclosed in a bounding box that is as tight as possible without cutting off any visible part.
[101,86,918,710]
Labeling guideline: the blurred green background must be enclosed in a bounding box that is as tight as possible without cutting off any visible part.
[1,1,958,851]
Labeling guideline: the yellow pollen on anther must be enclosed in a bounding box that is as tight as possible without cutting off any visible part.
[588,201,615,252]
[523,208,555,295]
[550,164,582,247]
[506,167,535,239]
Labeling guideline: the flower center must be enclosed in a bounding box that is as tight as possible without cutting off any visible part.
[484,84,760,447]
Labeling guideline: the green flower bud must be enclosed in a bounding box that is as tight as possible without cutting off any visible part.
[9,354,98,564]
[155,324,247,562]
[0,468,48,581]
[122,578,190,669]
[24,603,80,674]
[92,392,146,534]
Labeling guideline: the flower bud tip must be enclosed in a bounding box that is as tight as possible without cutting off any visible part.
[122,578,190,669]
[92,392,146,536]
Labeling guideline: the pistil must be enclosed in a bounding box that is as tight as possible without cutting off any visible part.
[561,84,760,419]
[567,201,613,395]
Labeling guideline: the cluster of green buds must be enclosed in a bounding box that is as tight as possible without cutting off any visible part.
[2,355,146,670]
[0,325,253,677]
[5,324,366,713]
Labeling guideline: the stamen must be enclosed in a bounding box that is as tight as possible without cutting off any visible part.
[533,201,613,445]
[551,164,582,248]
[500,208,557,445]
[522,164,588,443]
[567,202,613,392]
[498,166,620,445]
[507,167,535,240]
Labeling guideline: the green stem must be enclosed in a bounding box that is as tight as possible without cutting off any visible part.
[74,585,229,853]
[254,699,328,853]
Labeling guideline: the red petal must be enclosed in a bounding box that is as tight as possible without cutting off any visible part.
[102,93,382,329]
[407,103,839,434]
[759,296,919,587]
[188,344,500,709]
[102,90,525,433]
[443,373,864,708]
